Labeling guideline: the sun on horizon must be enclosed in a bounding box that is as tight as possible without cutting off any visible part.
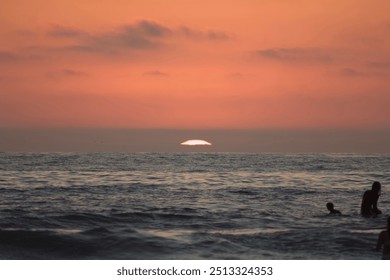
[180,139,212,146]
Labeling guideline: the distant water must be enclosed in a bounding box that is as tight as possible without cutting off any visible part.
[0,152,389,259]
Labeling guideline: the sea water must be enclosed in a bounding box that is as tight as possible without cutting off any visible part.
[0,152,389,259]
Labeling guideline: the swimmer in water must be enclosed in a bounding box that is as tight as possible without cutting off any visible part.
[376,216,390,260]
[361,181,382,216]
[326,202,341,215]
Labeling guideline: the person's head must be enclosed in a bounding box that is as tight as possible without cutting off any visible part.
[326,202,334,211]
[372,181,381,194]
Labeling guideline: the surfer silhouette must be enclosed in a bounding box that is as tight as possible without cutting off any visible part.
[326,202,341,215]
[376,216,390,260]
[361,181,382,216]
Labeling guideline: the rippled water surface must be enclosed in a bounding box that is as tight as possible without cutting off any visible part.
[0,153,389,259]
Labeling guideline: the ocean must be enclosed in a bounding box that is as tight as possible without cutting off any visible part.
[0,152,389,259]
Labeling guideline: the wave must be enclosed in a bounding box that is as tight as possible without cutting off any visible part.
[0,225,190,259]
[0,228,94,259]
[228,189,258,196]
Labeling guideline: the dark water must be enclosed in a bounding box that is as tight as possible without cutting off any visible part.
[0,153,389,259]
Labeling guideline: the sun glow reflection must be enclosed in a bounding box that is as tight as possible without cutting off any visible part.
[180,139,212,146]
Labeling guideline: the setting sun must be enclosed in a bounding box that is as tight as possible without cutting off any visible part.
[180,140,212,146]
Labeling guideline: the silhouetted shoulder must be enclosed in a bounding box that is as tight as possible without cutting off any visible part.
[326,202,341,215]
[376,216,390,259]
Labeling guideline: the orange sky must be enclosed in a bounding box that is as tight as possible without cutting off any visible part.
[1,0,390,130]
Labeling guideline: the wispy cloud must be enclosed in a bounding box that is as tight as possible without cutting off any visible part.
[46,69,89,80]
[2,20,233,63]
[41,21,173,54]
[39,20,232,55]
[255,48,333,63]
[47,24,88,38]
[143,70,169,77]
[367,61,390,69]
[178,26,230,40]
[0,51,19,62]
[339,68,363,77]
[337,67,387,78]
[0,50,43,62]
[130,20,172,37]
